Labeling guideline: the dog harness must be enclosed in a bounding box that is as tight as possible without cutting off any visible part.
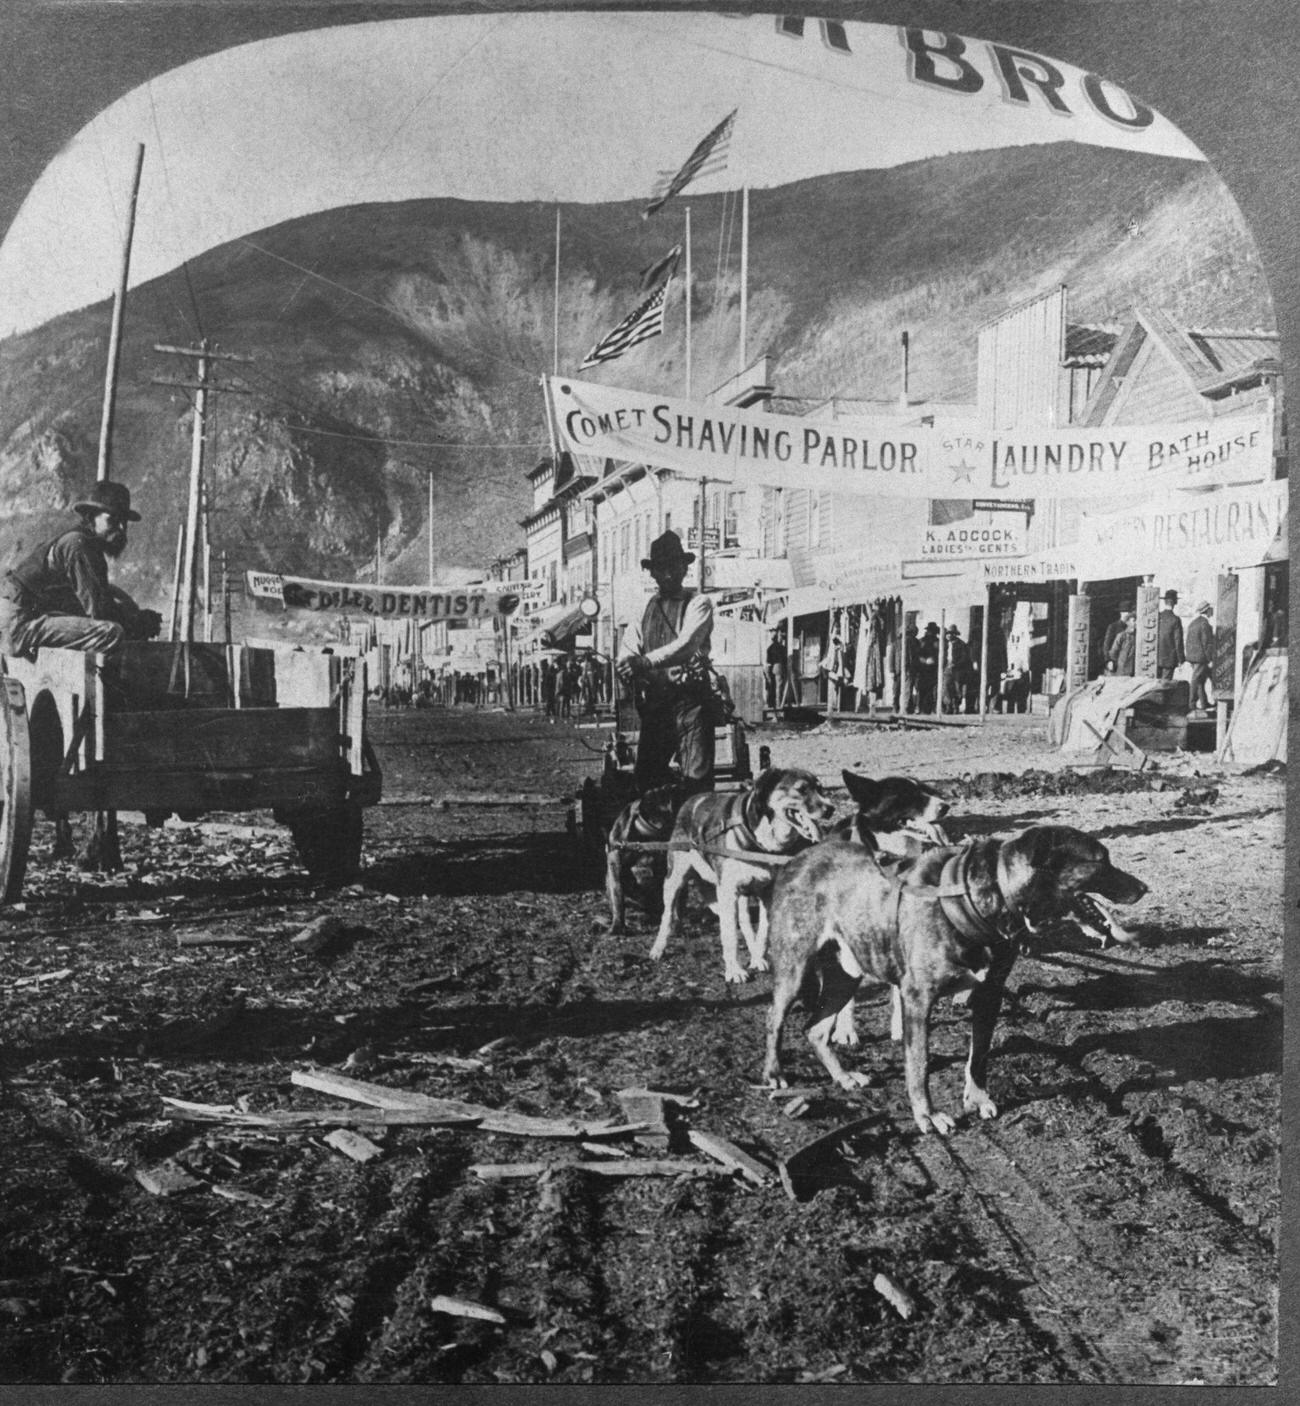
[878,841,1026,945]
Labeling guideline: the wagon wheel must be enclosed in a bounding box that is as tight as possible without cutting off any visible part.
[0,676,34,904]
[279,800,364,881]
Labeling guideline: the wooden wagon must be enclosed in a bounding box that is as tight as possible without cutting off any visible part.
[0,640,381,903]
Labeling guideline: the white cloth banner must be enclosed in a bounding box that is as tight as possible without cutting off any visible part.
[548,376,1272,500]
[1077,479,1287,577]
[246,573,522,620]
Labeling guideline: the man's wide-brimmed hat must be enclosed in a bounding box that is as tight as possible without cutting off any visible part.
[1163,589,1179,603]
[944,624,960,636]
[73,480,141,522]
[1196,600,1213,615]
[641,529,695,569]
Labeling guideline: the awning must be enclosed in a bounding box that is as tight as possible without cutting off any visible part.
[519,601,590,650]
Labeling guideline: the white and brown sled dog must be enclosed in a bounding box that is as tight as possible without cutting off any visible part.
[649,768,836,984]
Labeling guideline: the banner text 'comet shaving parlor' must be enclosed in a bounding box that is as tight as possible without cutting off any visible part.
[548,377,1271,501]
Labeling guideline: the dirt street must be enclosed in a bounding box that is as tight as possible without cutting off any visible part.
[0,705,1282,1384]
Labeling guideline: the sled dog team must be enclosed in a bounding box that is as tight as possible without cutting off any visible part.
[605,768,1147,1137]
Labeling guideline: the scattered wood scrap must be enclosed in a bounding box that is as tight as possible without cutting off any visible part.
[210,1184,273,1208]
[470,1159,726,1182]
[291,1066,599,1139]
[616,1086,696,1153]
[471,1163,548,1181]
[176,934,256,949]
[135,1161,203,1197]
[324,1128,384,1163]
[778,1115,888,1202]
[11,968,74,988]
[687,1129,773,1186]
[873,1272,916,1320]
[429,1295,506,1324]
[162,1096,480,1131]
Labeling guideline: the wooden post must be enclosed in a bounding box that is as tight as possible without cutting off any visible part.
[179,343,208,652]
[97,144,145,482]
[167,523,185,642]
[899,606,911,715]
[1066,592,1091,693]
[939,609,948,715]
[201,483,211,643]
[1214,572,1239,751]
[1135,581,1160,678]
[979,586,994,721]
[427,471,435,587]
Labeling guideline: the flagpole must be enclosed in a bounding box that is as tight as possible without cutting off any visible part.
[553,206,561,376]
[684,206,692,400]
[739,184,749,377]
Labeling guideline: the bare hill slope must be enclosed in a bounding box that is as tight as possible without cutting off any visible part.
[0,143,1271,610]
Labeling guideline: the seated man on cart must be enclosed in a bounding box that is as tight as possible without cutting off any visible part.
[0,480,162,658]
[615,529,716,796]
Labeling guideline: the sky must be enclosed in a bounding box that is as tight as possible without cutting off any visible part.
[0,11,1205,338]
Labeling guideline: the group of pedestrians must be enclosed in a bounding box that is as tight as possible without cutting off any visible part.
[1103,590,1216,713]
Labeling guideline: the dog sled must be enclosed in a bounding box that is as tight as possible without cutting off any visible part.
[572,689,756,854]
[0,640,381,903]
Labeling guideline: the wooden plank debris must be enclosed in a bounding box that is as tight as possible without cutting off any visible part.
[616,1087,694,1153]
[324,1128,384,1163]
[430,1294,506,1324]
[581,1159,726,1179]
[687,1129,773,1186]
[135,1161,203,1196]
[778,1115,888,1202]
[471,1163,549,1181]
[176,934,256,949]
[162,1097,480,1130]
[580,1142,631,1159]
[211,1185,274,1208]
[11,968,74,987]
[873,1272,916,1320]
[289,1066,591,1139]
[470,1159,725,1182]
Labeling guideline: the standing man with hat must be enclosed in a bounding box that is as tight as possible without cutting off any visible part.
[1184,601,1215,715]
[1157,589,1184,681]
[616,529,715,795]
[0,480,163,658]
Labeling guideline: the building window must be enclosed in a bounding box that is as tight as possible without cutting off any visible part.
[620,522,630,574]
[724,491,743,549]
[634,515,642,568]
[809,489,823,548]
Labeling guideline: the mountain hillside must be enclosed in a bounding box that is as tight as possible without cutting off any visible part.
[0,141,1273,612]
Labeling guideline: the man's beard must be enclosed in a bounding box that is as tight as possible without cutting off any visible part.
[102,534,127,558]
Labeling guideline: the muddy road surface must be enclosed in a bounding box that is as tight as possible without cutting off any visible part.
[0,706,1281,1384]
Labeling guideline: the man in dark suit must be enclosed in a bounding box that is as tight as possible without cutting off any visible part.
[1185,601,1215,714]
[1156,589,1184,681]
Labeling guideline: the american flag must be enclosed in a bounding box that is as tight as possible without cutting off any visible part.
[643,109,737,218]
[578,280,670,370]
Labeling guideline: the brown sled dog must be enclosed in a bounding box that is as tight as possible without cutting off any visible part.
[763,826,1147,1134]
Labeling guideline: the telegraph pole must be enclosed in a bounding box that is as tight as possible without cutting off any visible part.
[98,144,145,482]
[151,343,253,655]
